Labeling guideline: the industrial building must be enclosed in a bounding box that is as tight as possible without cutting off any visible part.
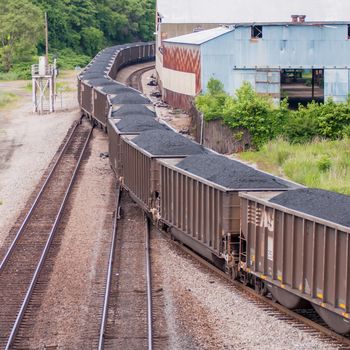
[156,1,350,110]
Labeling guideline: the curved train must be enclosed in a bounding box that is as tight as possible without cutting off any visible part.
[77,42,350,335]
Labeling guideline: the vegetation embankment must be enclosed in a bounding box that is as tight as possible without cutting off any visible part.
[240,138,350,194]
[0,0,155,80]
[196,79,350,194]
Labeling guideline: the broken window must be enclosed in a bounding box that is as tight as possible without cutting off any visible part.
[251,25,263,39]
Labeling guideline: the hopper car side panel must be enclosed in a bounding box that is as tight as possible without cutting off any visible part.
[93,89,110,127]
[120,137,154,211]
[159,162,240,262]
[240,193,350,321]
[81,82,93,115]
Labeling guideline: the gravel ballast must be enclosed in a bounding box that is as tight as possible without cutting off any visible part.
[133,129,206,156]
[176,154,290,189]
[116,115,169,133]
[270,188,350,227]
[157,237,337,350]
[112,104,155,119]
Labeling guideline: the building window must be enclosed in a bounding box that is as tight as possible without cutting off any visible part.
[348,24,350,39]
[251,25,263,39]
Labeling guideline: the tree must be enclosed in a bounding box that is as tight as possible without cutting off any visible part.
[81,27,104,56]
[0,0,43,71]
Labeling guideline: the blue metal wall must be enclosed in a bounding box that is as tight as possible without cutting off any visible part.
[200,24,350,101]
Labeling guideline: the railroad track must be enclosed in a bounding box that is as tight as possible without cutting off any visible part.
[169,238,350,350]
[126,64,155,92]
[0,120,93,349]
[98,190,154,349]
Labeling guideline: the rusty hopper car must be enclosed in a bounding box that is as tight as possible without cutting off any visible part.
[239,188,350,334]
[107,115,169,176]
[78,42,155,125]
[119,129,207,212]
[158,154,293,273]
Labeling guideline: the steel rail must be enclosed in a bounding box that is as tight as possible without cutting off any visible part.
[126,64,155,92]
[4,126,93,350]
[0,121,79,273]
[145,218,153,350]
[170,239,350,348]
[98,184,122,350]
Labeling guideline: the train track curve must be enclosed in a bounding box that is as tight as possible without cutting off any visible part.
[125,64,155,92]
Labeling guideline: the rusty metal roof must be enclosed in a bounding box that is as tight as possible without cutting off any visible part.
[157,0,350,24]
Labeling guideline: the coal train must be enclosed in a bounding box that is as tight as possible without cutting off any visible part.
[77,42,350,335]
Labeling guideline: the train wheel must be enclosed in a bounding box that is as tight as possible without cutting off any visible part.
[268,285,309,309]
[312,304,350,334]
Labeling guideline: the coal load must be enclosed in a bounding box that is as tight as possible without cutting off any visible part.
[101,84,131,94]
[86,78,115,86]
[270,188,350,227]
[133,130,206,156]
[116,115,169,133]
[112,105,155,119]
[176,154,288,189]
[80,73,105,80]
[110,92,150,105]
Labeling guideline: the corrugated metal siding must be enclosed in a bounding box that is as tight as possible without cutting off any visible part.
[163,43,201,93]
[230,25,350,69]
[162,67,196,96]
[200,25,350,99]
[324,69,350,102]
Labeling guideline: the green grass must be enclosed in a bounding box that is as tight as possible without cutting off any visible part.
[239,138,350,194]
[0,92,18,108]
[0,71,20,81]
[56,81,74,92]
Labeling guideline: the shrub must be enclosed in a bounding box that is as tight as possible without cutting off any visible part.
[195,78,228,121]
[222,82,283,149]
[284,99,350,143]
[317,154,332,172]
[54,49,91,70]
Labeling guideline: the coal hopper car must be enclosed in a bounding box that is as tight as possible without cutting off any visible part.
[239,188,350,334]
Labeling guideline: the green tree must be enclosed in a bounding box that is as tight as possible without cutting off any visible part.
[195,78,229,121]
[0,0,43,71]
[81,27,104,56]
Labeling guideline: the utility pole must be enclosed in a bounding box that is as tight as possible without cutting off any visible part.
[45,12,49,66]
